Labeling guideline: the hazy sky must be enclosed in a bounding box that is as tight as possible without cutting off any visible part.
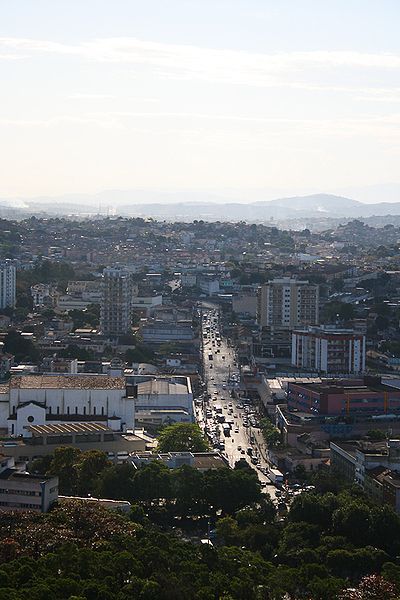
[1,0,400,200]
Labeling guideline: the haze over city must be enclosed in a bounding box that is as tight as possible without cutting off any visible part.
[1,0,400,205]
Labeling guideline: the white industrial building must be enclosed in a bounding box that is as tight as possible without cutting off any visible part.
[129,375,194,425]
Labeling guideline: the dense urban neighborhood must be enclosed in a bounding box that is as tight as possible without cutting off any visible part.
[1,214,400,596]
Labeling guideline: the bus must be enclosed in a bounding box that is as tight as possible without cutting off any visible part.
[268,468,284,486]
[222,423,231,437]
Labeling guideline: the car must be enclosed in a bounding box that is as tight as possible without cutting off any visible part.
[223,405,228,409]
[234,428,239,433]
[240,450,245,455]
[237,445,242,451]
[210,376,214,380]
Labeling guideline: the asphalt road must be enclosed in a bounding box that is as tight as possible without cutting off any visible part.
[196,307,278,502]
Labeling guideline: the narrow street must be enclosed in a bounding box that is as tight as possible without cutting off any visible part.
[196,306,278,502]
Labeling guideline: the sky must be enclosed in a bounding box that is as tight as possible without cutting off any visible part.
[1,0,400,202]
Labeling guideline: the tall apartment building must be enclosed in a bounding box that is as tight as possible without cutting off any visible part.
[0,261,16,309]
[257,278,319,356]
[257,277,319,328]
[291,326,366,374]
[100,267,134,336]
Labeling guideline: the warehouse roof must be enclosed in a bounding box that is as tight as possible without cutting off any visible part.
[10,374,126,390]
[137,379,188,395]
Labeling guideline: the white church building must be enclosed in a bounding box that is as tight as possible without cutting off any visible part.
[1,374,134,437]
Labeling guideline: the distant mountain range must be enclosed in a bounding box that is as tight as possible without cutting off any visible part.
[3,192,400,222]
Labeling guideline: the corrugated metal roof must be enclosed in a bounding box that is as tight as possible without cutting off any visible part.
[137,379,188,395]
[26,422,112,435]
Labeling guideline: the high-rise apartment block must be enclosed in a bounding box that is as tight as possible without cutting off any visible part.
[100,267,134,336]
[257,277,319,328]
[257,278,319,356]
[0,261,16,309]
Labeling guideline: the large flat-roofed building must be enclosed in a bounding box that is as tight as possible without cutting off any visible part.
[287,376,400,416]
[140,321,194,344]
[2,374,135,436]
[129,451,228,471]
[291,326,366,374]
[0,454,58,512]
[128,375,194,425]
[0,422,146,464]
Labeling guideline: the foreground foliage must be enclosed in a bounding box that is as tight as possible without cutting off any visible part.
[0,495,400,599]
[22,452,400,598]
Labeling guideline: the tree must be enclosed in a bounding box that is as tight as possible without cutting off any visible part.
[95,462,136,500]
[170,464,203,515]
[46,447,81,494]
[216,516,240,545]
[4,330,39,362]
[339,574,397,600]
[333,501,373,546]
[133,461,172,503]
[260,418,281,448]
[157,423,209,453]
[76,450,110,496]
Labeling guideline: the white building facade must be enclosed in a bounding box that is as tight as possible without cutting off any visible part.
[291,326,366,374]
[2,374,135,437]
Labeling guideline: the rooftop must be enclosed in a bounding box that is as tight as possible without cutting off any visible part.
[290,377,399,395]
[26,422,112,436]
[0,468,56,481]
[137,379,188,395]
[10,374,126,390]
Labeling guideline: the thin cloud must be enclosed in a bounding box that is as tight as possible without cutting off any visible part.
[2,110,400,141]
[1,36,400,91]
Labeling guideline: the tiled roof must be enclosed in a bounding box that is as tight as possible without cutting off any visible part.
[10,374,125,390]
